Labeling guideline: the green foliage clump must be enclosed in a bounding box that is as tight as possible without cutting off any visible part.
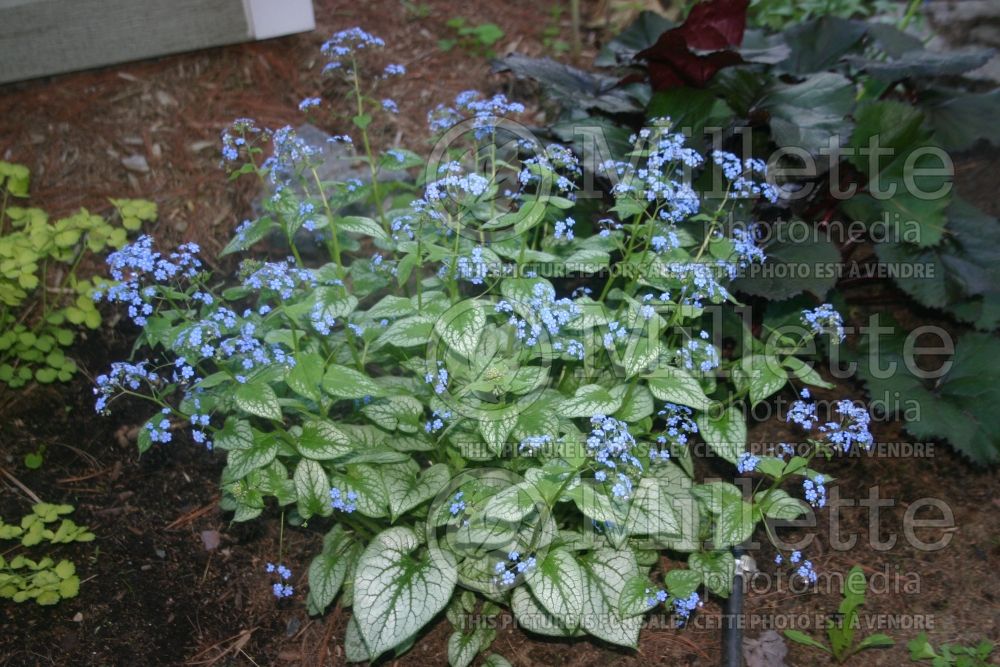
[439,18,505,57]
[909,632,995,667]
[0,161,155,389]
[785,565,894,661]
[0,503,95,606]
[498,1,1000,464]
[93,26,872,665]
[746,0,901,31]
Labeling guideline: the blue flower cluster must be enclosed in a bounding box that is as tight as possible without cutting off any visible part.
[675,330,720,373]
[429,90,525,139]
[795,559,817,584]
[786,388,816,429]
[389,214,415,241]
[820,400,873,452]
[449,491,466,516]
[321,27,385,74]
[266,562,293,598]
[644,587,703,627]
[803,474,827,508]
[220,322,295,377]
[220,118,266,163]
[424,362,448,395]
[587,415,643,500]
[261,126,320,199]
[644,587,669,607]
[787,389,872,451]
[310,302,337,335]
[712,151,779,203]
[776,551,817,583]
[518,434,554,454]
[243,259,317,299]
[660,261,733,308]
[189,397,212,448]
[383,63,406,77]
[655,403,698,449]
[518,143,581,199]
[650,229,681,253]
[93,235,202,326]
[427,162,490,200]
[602,121,703,223]
[425,409,452,433]
[553,217,575,240]
[602,321,629,350]
[495,282,582,356]
[93,361,159,413]
[671,592,703,626]
[453,246,492,285]
[145,408,173,443]
[298,97,321,111]
[737,451,760,474]
[329,487,358,513]
[731,225,767,267]
[492,550,536,587]
[801,303,845,341]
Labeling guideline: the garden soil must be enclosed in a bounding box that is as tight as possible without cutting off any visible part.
[1,1,998,665]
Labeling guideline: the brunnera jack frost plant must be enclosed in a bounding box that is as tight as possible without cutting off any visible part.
[93,27,873,664]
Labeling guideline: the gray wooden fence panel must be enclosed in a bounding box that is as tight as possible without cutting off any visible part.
[0,0,310,84]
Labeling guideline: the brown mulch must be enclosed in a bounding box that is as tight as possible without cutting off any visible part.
[1,1,999,665]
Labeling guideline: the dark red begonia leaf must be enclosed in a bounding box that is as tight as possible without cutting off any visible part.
[636,0,749,89]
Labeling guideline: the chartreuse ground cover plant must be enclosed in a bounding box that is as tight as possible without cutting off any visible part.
[0,161,154,391]
[93,27,874,664]
[0,503,94,606]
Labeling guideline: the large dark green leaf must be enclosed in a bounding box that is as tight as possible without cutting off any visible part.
[733,222,840,301]
[845,48,994,82]
[594,11,674,67]
[875,198,1000,309]
[846,101,949,246]
[922,88,1000,151]
[647,87,734,140]
[780,16,868,74]
[492,55,643,114]
[864,22,923,58]
[738,28,790,65]
[756,72,854,155]
[854,317,1000,465]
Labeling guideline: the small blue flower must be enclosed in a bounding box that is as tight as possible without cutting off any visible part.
[787,389,817,430]
[330,487,358,513]
[424,409,451,433]
[266,562,294,598]
[737,452,759,474]
[803,475,827,508]
[383,63,406,77]
[796,560,818,584]
[801,304,845,341]
[672,592,702,626]
[449,491,466,516]
[298,97,322,111]
[553,217,575,240]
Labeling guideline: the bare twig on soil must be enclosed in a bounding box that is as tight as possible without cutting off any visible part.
[0,466,43,504]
